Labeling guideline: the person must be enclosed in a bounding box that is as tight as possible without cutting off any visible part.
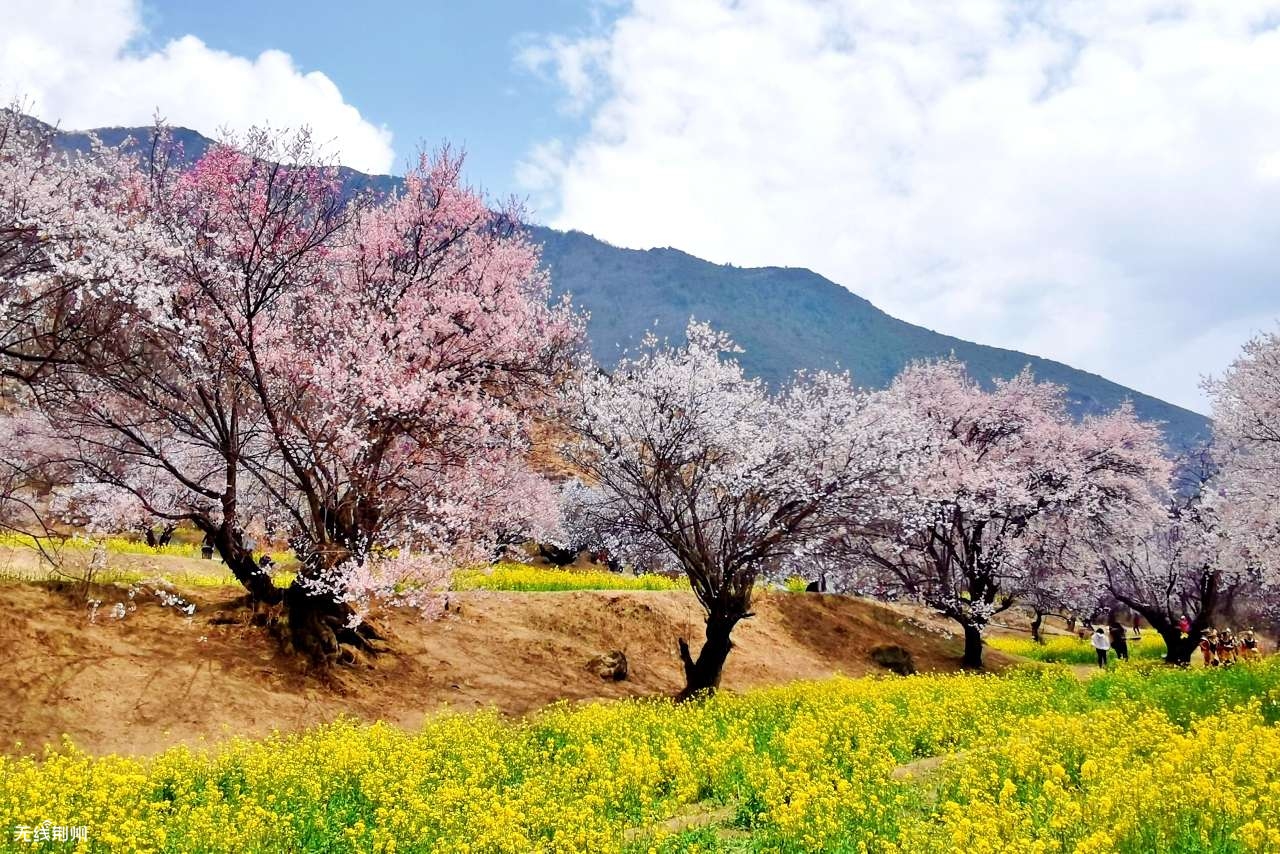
[1091,626,1111,668]
[1066,612,1077,634]
[1242,628,1261,661]
[1109,621,1129,661]
[1132,613,1142,637]
[1219,628,1238,666]
[1178,614,1192,636]
[1199,631,1217,667]
[258,553,275,574]
[200,532,215,560]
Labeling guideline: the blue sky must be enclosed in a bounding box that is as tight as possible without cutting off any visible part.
[6,0,1280,414]
[139,0,601,196]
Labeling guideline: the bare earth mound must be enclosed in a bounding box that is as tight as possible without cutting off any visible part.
[0,583,1011,756]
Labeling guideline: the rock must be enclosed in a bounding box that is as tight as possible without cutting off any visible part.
[586,650,628,681]
[870,644,916,675]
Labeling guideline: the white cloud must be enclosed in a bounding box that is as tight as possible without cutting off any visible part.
[519,0,1280,413]
[516,35,611,113]
[0,0,394,173]
[513,139,569,216]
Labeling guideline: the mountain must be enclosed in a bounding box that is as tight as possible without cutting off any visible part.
[44,120,1210,451]
[532,228,1211,451]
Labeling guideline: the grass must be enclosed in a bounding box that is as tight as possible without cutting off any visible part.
[1,535,684,594]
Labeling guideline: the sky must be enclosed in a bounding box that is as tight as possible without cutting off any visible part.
[5,0,1280,415]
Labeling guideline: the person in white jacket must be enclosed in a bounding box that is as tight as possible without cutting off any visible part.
[1091,626,1111,668]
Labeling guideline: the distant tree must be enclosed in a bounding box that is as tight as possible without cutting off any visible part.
[0,408,65,546]
[848,360,1169,668]
[562,322,907,698]
[1019,520,1103,644]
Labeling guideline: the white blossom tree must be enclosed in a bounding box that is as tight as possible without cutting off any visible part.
[847,359,1170,668]
[1205,328,1280,576]
[562,322,912,698]
[1090,481,1266,664]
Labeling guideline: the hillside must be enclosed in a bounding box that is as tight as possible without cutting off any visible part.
[532,227,1210,451]
[44,118,1210,451]
[0,579,1001,757]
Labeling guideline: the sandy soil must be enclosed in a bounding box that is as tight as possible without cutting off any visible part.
[0,578,1014,757]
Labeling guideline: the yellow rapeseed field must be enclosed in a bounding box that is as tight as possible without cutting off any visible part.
[4,661,1280,852]
[987,633,1168,664]
[451,565,686,592]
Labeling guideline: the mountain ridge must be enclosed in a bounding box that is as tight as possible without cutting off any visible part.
[40,119,1210,451]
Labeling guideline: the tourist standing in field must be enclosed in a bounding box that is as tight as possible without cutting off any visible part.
[1109,621,1130,661]
[1091,626,1111,668]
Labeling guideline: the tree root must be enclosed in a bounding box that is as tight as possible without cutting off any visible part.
[206,588,392,671]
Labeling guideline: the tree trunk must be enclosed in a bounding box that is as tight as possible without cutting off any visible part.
[676,613,740,701]
[1159,626,1198,665]
[201,521,283,606]
[962,622,985,669]
[219,537,283,605]
[1031,611,1045,644]
[283,578,385,666]
[1116,602,1201,666]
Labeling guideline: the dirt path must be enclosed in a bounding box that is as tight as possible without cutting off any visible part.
[0,582,1012,757]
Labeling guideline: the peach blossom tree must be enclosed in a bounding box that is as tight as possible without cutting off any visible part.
[1,121,578,662]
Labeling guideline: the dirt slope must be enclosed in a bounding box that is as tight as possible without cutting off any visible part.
[0,582,1010,757]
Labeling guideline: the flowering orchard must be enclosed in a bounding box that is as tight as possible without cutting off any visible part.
[561,329,1182,692]
[4,662,1280,853]
[7,100,1280,686]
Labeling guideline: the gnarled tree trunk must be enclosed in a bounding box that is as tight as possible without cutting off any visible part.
[201,521,283,606]
[283,578,385,666]
[201,521,386,667]
[677,613,742,701]
[1158,625,1199,665]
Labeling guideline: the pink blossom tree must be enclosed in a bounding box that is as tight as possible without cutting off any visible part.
[2,123,578,662]
[849,360,1170,668]
[562,322,911,698]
